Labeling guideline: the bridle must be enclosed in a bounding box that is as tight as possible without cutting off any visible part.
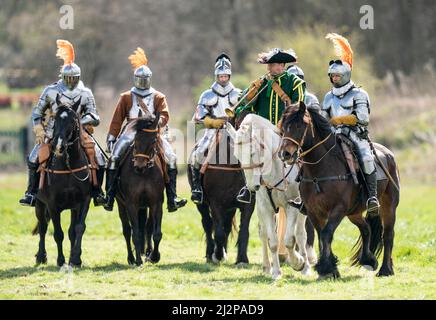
[132,127,160,168]
[281,110,335,165]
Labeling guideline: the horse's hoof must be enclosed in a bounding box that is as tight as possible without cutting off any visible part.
[211,252,221,264]
[362,265,375,272]
[262,266,271,275]
[376,267,394,277]
[57,257,66,267]
[149,252,160,264]
[317,270,340,281]
[301,264,312,276]
[235,262,248,268]
[272,271,282,281]
[290,255,305,272]
[35,253,47,265]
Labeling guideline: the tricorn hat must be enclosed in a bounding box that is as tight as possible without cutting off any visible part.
[257,48,297,64]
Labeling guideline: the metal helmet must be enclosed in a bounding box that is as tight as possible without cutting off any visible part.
[287,65,305,80]
[134,65,152,90]
[60,63,81,90]
[214,53,232,77]
[328,60,351,87]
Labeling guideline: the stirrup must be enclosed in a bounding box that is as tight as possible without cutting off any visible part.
[366,196,380,216]
[191,189,203,204]
[236,187,252,204]
[168,197,187,212]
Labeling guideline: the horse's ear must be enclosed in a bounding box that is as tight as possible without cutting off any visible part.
[299,101,306,113]
[72,97,81,111]
[56,94,62,107]
[138,109,143,118]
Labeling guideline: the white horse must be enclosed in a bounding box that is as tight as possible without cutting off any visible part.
[227,114,316,280]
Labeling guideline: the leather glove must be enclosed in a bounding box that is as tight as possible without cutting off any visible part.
[84,124,94,134]
[33,124,45,144]
[203,116,226,129]
[330,115,358,126]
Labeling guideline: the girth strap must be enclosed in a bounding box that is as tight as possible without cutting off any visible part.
[301,173,351,193]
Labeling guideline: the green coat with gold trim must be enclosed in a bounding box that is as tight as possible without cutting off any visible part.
[237,72,306,125]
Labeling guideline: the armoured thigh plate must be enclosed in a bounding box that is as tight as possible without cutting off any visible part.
[348,130,375,174]
[28,144,41,164]
[110,125,136,167]
[192,129,216,167]
[161,137,177,168]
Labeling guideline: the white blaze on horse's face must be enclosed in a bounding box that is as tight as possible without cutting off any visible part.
[55,137,63,156]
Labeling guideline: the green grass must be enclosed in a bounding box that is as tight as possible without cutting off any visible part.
[0,173,435,299]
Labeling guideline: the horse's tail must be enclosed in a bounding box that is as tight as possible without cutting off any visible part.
[351,213,383,266]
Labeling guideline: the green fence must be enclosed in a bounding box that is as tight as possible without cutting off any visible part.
[0,127,29,165]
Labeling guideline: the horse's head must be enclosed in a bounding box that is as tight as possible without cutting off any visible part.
[133,111,160,173]
[229,114,276,191]
[279,101,331,164]
[52,94,81,157]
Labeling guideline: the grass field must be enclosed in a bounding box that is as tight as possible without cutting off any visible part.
[0,173,435,300]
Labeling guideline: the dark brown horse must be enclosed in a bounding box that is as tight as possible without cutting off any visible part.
[33,99,92,267]
[115,114,165,266]
[188,124,255,265]
[280,102,399,278]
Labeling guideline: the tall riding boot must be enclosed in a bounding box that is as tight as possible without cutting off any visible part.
[92,166,106,207]
[365,170,380,216]
[190,166,203,204]
[103,167,119,212]
[236,186,252,204]
[19,162,40,207]
[165,166,187,212]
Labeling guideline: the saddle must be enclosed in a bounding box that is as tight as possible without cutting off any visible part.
[337,134,387,183]
[37,125,98,189]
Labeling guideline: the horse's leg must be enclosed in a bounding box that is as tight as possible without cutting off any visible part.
[149,203,163,264]
[315,208,345,279]
[211,205,226,263]
[377,196,396,277]
[68,208,78,265]
[258,196,281,280]
[118,203,135,265]
[235,204,253,265]
[295,212,312,275]
[305,218,317,265]
[348,213,378,270]
[51,208,65,267]
[145,212,153,260]
[222,209,237,261]
[284,205,305,272]
[258,221,271,276]
[138,208,147,256]
[126,202,142,266]
[35,200,48,265]
[69,200,90,267]
[197,203,214,262]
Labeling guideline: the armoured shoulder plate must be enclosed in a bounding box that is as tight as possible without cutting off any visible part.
[198,89,218,107]
[305,92,319,108]
[228,87,241,106]
[322,91,333,111]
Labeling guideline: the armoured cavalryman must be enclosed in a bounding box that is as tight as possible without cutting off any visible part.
[234,48,306,203]
[104,48,187,212]
[19,40,106,207]
[189,53,241,204]
[321,33,379,215]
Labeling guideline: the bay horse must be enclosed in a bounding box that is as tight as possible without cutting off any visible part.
[33,97,92,267]
[227,114,316,280]
[280,102,399,278]
[188,125,255,265]
[115,113,165,266]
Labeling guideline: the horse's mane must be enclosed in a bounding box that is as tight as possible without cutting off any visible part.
[239,113,281,135]
[282,104,332,138]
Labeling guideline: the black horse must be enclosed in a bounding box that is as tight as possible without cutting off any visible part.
[188,120,255,265]
[280,102,399,278]
[115,114,165,266]
[33,98,92,267]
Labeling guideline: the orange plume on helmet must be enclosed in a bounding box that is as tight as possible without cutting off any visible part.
[56,39,75,66]
[128,47,148,70]
[326,33,353,69]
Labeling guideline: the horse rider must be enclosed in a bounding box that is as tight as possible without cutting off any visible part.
[234,48,306,203]
[321,33,380,216]
[19,40,106,207]
[104,47,187,212]
[189,53,241,204]
[286,65,321,113]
